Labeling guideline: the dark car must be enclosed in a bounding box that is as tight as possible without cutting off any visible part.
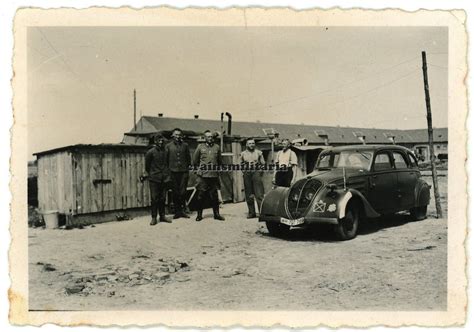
[259,145,431,240]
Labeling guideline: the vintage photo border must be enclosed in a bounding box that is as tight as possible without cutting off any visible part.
[9,7,468,327]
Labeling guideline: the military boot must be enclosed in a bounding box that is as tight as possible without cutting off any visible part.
[213,205,225,221]
[196,210,203,222]
[158,202,172,223]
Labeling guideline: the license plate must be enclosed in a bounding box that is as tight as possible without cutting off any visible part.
[280,217,305,226]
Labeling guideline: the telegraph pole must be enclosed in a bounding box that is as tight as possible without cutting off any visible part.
[421,51,443,218]
[133,89,137,131]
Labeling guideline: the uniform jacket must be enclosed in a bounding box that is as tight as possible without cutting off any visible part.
[193,142,222,178]
[145,145,171,183]
[166,140,191,172]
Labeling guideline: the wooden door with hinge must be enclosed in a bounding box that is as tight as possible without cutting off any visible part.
[73,151,150,214]
[118,152,148,209]
[73,152,104,214]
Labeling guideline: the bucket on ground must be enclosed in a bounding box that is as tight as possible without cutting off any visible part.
[42,210,59,229]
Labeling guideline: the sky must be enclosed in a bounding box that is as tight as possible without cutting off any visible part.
[27,26,448,158]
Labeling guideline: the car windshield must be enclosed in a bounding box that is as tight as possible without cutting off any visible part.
[315,150,373,170]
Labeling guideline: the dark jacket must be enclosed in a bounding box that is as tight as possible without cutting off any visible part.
[192,143,222,178]
[145,145,171,183]
[166,140,191,173]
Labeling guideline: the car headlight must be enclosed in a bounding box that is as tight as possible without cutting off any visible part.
[291,192,299,201]
[304,190,315,201]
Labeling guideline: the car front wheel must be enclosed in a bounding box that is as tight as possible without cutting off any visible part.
[410,205,428,221]
[334,201,360,241]
[266,221,290,237]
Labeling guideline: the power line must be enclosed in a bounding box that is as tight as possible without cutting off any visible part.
[427,63,448,70]
[238,55,421,113]
[32,53,64,73]
[36,27,114,115]
[273,67,420,115]
[36,28,81,81]
[368,114,426,127]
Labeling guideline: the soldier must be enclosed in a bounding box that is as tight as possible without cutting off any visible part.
[273,138,298,187]
[166,128,191,219]
[240,138,266,218]
[192,130,225,222]
[145,134,172,225]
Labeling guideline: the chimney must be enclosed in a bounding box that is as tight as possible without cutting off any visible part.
[225,112,232,135]
[357,136,366,144]
[158,113,164,117]
[194,115,199,119]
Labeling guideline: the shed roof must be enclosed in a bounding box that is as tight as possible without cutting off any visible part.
[34,143,150,157]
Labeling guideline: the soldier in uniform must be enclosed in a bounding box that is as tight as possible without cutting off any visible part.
[166,128,191,219]
[192,130,225,222]
[145,134,171,225]
[240,138,266,218]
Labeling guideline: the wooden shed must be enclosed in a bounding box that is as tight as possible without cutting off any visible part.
[34,144,151,225]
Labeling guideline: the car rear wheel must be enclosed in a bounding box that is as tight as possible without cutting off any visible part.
[266,221,290,237]
[334,201,360,241]
[410,205,427,221]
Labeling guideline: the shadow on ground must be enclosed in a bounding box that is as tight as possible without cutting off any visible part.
[257,213,426,242]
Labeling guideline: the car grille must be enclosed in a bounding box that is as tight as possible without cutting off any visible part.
[287,178,322,218]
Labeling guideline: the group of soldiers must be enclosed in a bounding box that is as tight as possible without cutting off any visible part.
[144,128,298,225]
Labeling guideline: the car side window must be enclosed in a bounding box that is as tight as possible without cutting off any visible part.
[317,154,331,168]
[392,151,409,169]
[407,153,418,168]
[373,152,393,171]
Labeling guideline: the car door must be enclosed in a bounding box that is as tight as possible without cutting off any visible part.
[392,150,417,210]
[368,150,397,213]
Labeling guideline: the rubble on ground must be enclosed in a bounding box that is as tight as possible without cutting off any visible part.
[39,257,193,297]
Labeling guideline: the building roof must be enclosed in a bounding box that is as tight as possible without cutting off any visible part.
[323,144,414,153]
[128,116,448,145]
[34,143,150,157]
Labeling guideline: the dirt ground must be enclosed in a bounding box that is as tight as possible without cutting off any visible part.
[28,175,447,311]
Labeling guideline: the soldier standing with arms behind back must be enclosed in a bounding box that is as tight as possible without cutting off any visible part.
[145,134,172,225]
[166,128,191,219]
[193,130,225,222]
[240,138,266,219]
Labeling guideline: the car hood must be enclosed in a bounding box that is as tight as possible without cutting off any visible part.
[304,168,367,183]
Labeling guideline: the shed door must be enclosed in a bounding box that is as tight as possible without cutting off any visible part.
[73,153,104,214]
[74,151,149,214]
[116,152,148,210]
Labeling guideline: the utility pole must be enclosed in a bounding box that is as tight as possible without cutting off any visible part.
[422,51,443,218]
[133,89,137,131]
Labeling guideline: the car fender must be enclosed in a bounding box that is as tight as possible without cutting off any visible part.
[415,179,431,207]
[260,187,291,219]
[338,189,380,219]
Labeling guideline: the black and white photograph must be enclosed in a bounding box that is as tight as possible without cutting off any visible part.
[8,7,468,327]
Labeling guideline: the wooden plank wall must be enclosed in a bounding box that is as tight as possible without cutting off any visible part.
[72,150,150,215]
[293,150,307,180]
[231,142,245,202]
[37,152,73,214]
[262,151,275,193]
